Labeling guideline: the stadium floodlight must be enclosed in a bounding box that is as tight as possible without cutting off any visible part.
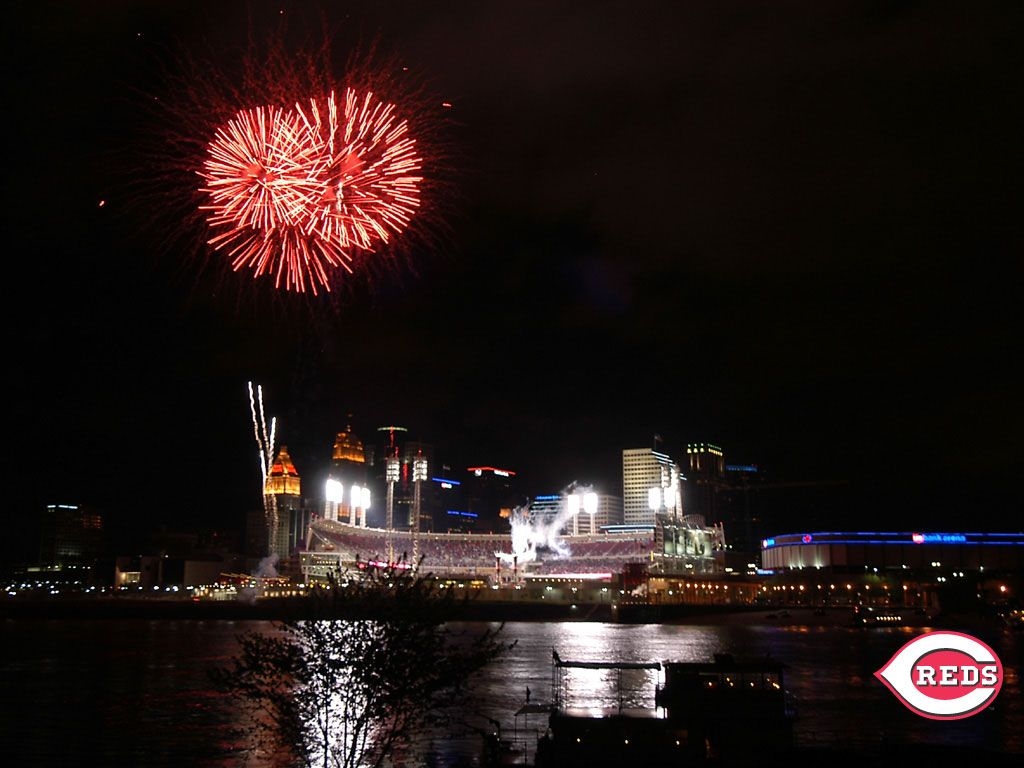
[568,494,581,517]
[413,455,428,483]
[325,479,344,503]
[648,486,662,512]
[325,479,344,522]
[349,484,364,527]
[584,492,598,536]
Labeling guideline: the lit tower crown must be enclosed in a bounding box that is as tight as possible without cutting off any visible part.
[331,424,367,464]
[266,445,301,496]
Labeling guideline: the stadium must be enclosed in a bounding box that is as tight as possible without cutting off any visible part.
[300,513,726,587]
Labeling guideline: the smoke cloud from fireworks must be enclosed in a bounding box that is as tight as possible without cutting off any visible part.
[496,484,597,565]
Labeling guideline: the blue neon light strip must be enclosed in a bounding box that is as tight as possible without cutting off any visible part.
[725,464,758,473]
[761,532,1024,548]
[432,477,461,486]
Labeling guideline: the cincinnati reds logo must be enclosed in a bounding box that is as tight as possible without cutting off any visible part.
[874,631,1003,720]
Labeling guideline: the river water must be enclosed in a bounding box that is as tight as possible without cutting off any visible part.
[3,617,1020,766]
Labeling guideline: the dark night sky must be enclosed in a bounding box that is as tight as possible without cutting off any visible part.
[6,1,1023,558]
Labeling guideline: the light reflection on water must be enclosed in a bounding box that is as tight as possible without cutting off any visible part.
[2,618,1020,767]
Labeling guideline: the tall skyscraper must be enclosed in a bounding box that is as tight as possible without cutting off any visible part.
[526,490,625,535]
[430,473,468,532]
[465,466,519,533]
[685,443,726,523]
[39,503,104,567]
[591,494,625,531]
[325,424,370,526]
[266,445,307,563]
[622,448,680,526]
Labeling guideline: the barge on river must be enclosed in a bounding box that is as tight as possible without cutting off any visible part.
[530,651,796,767]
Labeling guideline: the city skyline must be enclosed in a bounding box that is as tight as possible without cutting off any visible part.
[8,1,1023,565]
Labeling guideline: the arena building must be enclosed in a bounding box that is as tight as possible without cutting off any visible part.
[760,531,1024,573]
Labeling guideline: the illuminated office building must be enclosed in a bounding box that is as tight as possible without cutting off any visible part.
[622,448,680,526]
[266,445,308,562]
[39,503,104,567]
[685,443,726,523]
[325,424,370,526]
[465,466,519,533]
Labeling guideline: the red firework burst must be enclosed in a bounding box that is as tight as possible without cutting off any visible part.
[199,87,423,295]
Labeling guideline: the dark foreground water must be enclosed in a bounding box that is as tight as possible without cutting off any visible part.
[2,617,1020,766]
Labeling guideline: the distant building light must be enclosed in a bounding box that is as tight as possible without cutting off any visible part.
[466,466,517,477]
[922,533,967,544]
[725,464,758,473]
[432,477,461,487]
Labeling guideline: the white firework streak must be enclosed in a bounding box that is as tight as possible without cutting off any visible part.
[248,381,278,557]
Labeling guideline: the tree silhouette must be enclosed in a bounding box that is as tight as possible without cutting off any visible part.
[212,558,511,768]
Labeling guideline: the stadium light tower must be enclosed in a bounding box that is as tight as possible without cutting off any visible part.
[648,486,663,521]
[348,485,357,526]
[385,455,400,564]
[325,479,344,522]
[360,486,371,528]
[666,465,681,521]
[349,484,370,527]
[377,425,407,565]
[584,491,598,535]
[412,451,428,567]
[569,490,600,536]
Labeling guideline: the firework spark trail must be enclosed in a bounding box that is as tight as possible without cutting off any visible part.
[247,381,279,556]
[199,87,423,295]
